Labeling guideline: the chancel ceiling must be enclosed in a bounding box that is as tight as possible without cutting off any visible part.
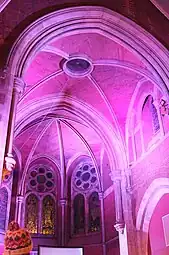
[12,9,161,190]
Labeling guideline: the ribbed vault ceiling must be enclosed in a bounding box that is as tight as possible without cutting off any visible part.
[14,27,158,186]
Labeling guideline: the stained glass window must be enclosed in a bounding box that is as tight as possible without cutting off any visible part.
[73,194,85,234]
[42,195,55,235]
[0,187,8,230]
[71,162,101,236]
[25,164,56,236]
[89,192,101,232]
[150,99,160,133]
[73,163,98,192]
[27,166,54,193]
[25,194,38,234]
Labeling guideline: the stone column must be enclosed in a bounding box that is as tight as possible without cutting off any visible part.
[110,170,130,255]
[110,170,124,233]
[0,69,13,182]
[5,77,25,171]
[99,192,106,255]
[15,195,24,226]
[59,199,67,246]
[121,168,139,255]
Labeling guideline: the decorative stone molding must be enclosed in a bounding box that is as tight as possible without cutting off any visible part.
[0,0,11,13]
[16,195,24,204]
[13,77,25,95]
[59,199,67,206]
[136,178,169,255]
[150,0,169,20]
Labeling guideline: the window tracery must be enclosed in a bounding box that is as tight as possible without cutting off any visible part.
[71,161,101,235]
[27,166,55,193]
[25,164,56,236]
[72,162,98,192]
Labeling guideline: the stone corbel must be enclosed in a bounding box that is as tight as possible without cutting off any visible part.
[114,222,125,234]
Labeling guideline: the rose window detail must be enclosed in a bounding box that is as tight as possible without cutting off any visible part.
[73,162,98,191]
[27,165,55,193]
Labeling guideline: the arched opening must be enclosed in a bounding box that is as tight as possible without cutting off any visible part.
[137,179,169,255]
[2,5,169,255]
[149,194,169,254]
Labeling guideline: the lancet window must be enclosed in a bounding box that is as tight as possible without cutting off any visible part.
[71,161,101,235]
[25,164,56,235]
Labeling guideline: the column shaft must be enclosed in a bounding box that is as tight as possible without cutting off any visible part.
[5,77,25,171]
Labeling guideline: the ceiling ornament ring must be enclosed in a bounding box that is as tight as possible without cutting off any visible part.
[62,54,93,78]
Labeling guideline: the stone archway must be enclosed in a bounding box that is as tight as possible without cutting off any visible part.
[4,6,169,255]
[136,178,169,254]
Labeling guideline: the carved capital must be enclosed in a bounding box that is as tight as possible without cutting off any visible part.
[5,153,16,171]
[59,199,67,206]
[13,77,25,95]
[98,192,104,200]
[110,170,122,183]
[114,222,125,234]
[16,195,24,204]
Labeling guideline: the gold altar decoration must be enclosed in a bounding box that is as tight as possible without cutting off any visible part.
[3,221,33,255]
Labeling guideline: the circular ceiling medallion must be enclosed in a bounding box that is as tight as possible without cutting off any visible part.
[62,55,93,78]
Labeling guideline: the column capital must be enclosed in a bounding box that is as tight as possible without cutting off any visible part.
[109,169,122,182]
[13,77,25,95]
[16,195,24,203]
[98,191,104,200]
[59,199,67,206]
[114,222,125,234]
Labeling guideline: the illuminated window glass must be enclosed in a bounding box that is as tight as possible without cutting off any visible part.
[89,192,101,232]
[71,161,101,236]
[150,99,160,133]
[0,187,8,230]
[25,194,38,234]
[25,164,57,236]
[73,194,85,234]
[42,195,55,235]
